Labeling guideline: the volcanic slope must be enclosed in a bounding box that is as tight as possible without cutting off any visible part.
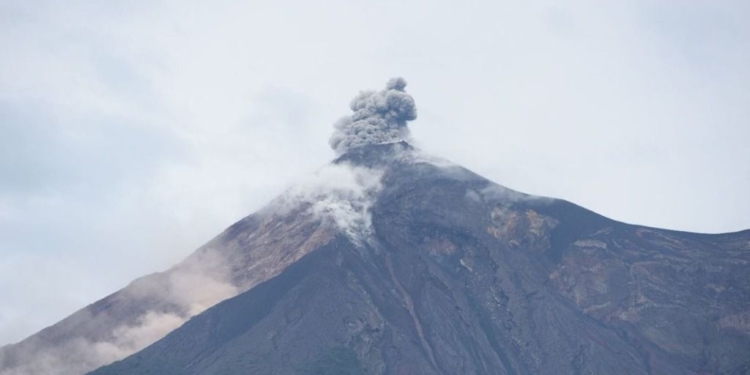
[0,152,343,375]
[90,142,750,375]
[3,78,749,375]
[0,77,419,375]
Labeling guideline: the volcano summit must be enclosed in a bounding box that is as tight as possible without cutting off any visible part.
[2,79,749,375]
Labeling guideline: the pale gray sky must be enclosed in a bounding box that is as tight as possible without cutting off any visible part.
[1,0,748,345]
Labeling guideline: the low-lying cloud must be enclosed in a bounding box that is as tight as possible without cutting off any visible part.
[125,248,239,316]
[0,312,185,375]
[0,249,238,375]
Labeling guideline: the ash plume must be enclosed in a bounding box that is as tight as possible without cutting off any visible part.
[329,77,417,155]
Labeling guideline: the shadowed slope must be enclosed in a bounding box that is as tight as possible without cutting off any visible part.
[89,144,750,374]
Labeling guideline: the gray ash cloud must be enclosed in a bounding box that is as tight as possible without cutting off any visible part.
[329,77,417,155]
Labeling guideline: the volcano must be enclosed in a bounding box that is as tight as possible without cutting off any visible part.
[2,80,749,375]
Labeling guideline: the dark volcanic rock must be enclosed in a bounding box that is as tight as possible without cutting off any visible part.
[88,144,750,375]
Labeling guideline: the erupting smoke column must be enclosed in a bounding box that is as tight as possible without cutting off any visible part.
[329,77,417,155]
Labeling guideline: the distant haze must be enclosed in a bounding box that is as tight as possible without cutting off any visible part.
[1,0,748,346]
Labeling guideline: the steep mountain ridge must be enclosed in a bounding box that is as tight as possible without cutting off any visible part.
[89,143,750,374]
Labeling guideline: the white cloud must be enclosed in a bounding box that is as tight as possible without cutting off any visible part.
[277,162,384,245]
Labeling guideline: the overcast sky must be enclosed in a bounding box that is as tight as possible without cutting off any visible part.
[1,0,748,345]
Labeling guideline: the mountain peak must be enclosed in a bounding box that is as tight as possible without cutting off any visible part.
[5,79,750,375]
[329,78,417,156]
[333,140,414,168]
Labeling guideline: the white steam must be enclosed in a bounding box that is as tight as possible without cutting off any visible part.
[277,162,384,245]
[329,77,417,155]
[0,163,385,375]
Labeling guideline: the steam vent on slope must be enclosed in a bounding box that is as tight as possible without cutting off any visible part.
[2,79,749,375]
